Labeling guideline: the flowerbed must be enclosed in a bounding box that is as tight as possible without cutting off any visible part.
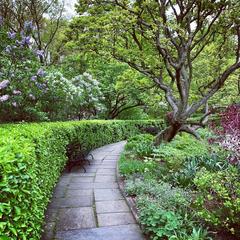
[119,128,240,240]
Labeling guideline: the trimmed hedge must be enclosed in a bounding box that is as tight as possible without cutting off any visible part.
[0,120,163,240]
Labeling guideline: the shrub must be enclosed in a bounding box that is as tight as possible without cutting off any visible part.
[125,178,191,211]
[166,152,230,188]
[118,155,157,177]
[0,120,162,239]
[152,133,209,170]
[194,166,240,236]
[211,104,240,165]
[125,134,154,157]
[124,178,210,239]
[139,204,183,240]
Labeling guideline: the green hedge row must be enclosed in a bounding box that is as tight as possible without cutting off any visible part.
[0,120,163,240]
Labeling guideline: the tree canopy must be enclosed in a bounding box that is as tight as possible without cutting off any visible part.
[68,0,240,143]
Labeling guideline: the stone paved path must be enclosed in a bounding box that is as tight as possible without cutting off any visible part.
[42,141,145,240]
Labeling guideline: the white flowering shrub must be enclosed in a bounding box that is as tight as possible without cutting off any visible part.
[71,72,105,119]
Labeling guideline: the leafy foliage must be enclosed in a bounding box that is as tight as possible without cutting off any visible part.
[70,0,240,142]
[0,120,162,239]
[119,129,240,239]
[152,133,209,170]
[125,134,154,157]
[119,154,157,177]
[125,178,203,240]
[194,167,240,235]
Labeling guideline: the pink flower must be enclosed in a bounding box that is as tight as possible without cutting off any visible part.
[13,90,22,95]
[12,102,17,107]
[0,80,10,90]
[0,94,10,102]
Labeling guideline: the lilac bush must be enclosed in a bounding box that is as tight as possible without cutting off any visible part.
[0,16,48,121]
[0,16,104,122]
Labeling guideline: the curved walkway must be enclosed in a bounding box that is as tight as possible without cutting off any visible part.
[42,141,145,240]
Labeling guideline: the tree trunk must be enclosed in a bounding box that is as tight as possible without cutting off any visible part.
[154,121,182,145]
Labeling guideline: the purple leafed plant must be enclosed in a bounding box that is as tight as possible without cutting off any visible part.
[220,104,240,135]
[216,104,240,164]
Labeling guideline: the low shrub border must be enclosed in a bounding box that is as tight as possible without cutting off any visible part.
[0,120,163,240]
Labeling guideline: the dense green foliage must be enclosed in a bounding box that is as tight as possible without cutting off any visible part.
[69,0,240,142]
[194,167,240,235]
[124,134,154,157]
[0,120,163,239]
[119,131,240,239]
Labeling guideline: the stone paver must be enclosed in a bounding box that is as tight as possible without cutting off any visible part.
[95,175,116,183]
[66,189,93,197]
[56,224,145,240]
[56,207,96,231]
[96,200,129,213]
[98,212,136,227]
[94,189,123,201]
[49,196,93,208]
[41,141,145,240]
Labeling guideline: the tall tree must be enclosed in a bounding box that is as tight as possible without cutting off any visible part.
[69,0,240,144]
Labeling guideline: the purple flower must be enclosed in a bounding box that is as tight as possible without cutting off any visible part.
[36,50,44,58]
[21,36,31,46]
[5,45,12,54]
[13,90,21,95]
[24,21,33,31]
[7,31,16,39]
[20,30,25,37]
[35,82,43,89]
[37,68,45,77]
[0,80,10,90]
[0,94,10,102]
[31,75,37,81]
[12,102,17,107]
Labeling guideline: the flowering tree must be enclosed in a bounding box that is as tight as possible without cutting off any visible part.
[0,18,50,121]
[0,0,64,64]
[0,16,106,122]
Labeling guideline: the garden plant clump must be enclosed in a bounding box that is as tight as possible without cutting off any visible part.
[119,113,240,239]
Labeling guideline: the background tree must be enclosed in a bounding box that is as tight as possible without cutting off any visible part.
[69,0,240,144]
[88,60,160,119]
